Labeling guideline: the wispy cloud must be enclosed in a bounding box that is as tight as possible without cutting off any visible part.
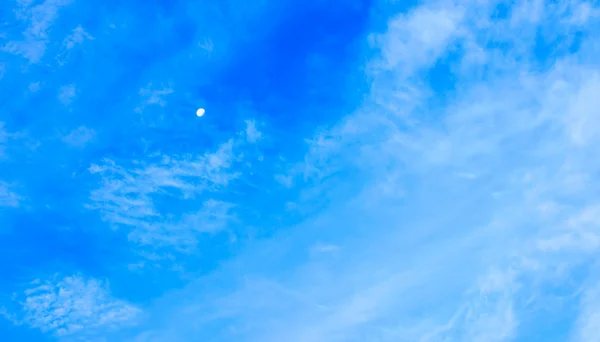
[574,279,600,342]
[123,1,600,341]
[55,25,94,65]
[0,181,21,208]
[62,126,95,148]
[243,120,262,143]
[3,0,74,63]
[8,274,140,337]
[62,26,93,50]
[0,124,21,207]
[309,243,339,254]
[28,82,41,93]
[87,125,260,259]
[135,84,175,113]
[2,0,599,341]
[0,122,7,158]
[58,84,76,105]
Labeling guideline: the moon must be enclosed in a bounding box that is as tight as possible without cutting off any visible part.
[196,108,205,117]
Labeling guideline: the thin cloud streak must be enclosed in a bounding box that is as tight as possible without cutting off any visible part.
[126,1,600,341]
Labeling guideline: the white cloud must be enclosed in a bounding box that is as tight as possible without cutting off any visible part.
[566,1,600,25]
[125,0,600,341]
[573,279,600,342]
[563,74,600,146]
[197,38,214,54]
[0,122,7,158]
[0,181,21,208]
[274,174,293,188]
[11,274,140,337]
[0,124,21,207]
[0,122,30,158]
[3,0,74,63]
[87,134,248,257]
[285,0,600,338]
[55,25,94,65]
[127,199,237,252]
[135,84,175,113]
[244,120,262,143]
[310,243,340,254]
[58,84,76,105]
[370,2,465,74]
[62,26,93,50]
[28,82,41,92]
[62,126,95,147]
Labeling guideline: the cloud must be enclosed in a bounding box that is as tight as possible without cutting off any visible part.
[135,84,175,113]
[291,1,600,339]
[0,122,7,158]
[309,243,339,254]
[573,278,600,342]
[244,120,262,143]
[123,0,600,341]
[369,2,465,75]
[55,25,94,65]
[58,84,76,105]
[87,129,253,258]
[3,0,74,63]
[274,174,293,188]
[197,38,214,54]
[9,274,140,337]
[28,82,41,93]
[2,0,598,341]
[62,26,93,50]
[0,181,21,208]
[62,126,95,147]
[0,122,33,159]
[0,124,21,207]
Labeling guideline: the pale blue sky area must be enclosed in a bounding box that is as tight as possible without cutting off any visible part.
[1,0,600,341]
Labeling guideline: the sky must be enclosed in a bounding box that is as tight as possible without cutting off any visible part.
[1,0,600,341]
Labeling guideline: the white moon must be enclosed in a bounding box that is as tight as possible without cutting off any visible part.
[196,108,205,117]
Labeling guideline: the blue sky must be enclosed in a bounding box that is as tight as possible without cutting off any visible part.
[1,0,600,341]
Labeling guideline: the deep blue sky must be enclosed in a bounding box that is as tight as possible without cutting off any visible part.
[2,0,600,341]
